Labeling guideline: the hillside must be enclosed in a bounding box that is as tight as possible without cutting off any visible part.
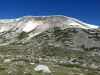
[0,15,100,75]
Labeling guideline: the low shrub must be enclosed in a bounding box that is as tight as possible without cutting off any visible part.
[57,63,83,68]
[12,58,29,62]
[0,67,6,70]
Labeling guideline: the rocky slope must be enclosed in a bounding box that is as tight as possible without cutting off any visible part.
[0,15,99,47]
[0,15,100,50]
[0,15,100,75]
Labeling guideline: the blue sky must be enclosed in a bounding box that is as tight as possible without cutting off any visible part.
[0,0,100,26]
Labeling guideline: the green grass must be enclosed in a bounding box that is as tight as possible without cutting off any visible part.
[0,67,6,70]
[24,73,32,75]
[33,59,39,63]
[16,65,23,68]
[57,63,84,68]
[12,58,30,62]
[17,31,29,40]
[0,45,100,75]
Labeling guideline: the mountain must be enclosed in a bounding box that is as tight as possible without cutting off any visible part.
[0,15,100,75]
[0,15,99,45]
[0,15,100,50]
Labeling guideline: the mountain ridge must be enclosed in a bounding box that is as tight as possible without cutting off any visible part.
[0,15,99,33]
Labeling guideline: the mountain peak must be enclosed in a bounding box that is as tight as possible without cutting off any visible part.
[0,15,99,33]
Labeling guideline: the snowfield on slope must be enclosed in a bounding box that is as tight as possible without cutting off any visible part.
[69,17,99,29]
[68,21,89,29]
[23,21,38,32]
[83,23,99,29]
[0,27,5,32]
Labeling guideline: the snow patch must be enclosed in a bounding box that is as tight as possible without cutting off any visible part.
[23,21,38,32]
[34,65,51,73]
[16,18,21,21]
[68,22,88,29]
[83,23,99,29]
[68,17,99,29]
[28,32,41,38]
[0,27,5,32]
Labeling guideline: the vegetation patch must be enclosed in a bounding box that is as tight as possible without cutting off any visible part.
[0,67,6,70]
[17,31,29,40]
[16,65,23,68]
[57,63,84,68]
[12,58,29,62]
[34,59,39,63]
[24,73,32,75]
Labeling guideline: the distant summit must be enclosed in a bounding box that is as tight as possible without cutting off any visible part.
[0,15,99,47]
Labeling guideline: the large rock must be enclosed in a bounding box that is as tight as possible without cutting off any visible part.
[34,65,51,73]
[0,54,4,58]
[4,59,11,63]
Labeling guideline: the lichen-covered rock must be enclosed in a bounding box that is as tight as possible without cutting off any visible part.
[0,54,4,58]
[4,59,11,63]
[34,65,51,73]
